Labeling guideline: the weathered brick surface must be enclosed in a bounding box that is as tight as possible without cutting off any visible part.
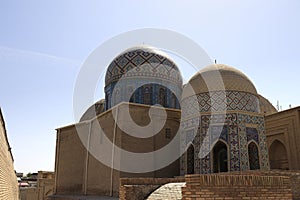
[265,106,300,171]
[182,173,293,200]
[0,109,19,200]
[218,170,300,199]
[120,185,159,200]
[54,103,181,197]
[119,171,300,200]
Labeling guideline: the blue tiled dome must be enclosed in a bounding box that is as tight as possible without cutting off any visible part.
[104,45,183,110]
[105,45,182,87]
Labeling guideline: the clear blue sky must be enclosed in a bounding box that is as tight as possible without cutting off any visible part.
[0,0,299,173]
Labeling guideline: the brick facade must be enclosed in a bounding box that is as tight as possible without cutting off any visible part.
[53,103,181,197]
[0,108,19,200]
[183,174,292,200]
[119,171,300,200]
[265,106,300,170]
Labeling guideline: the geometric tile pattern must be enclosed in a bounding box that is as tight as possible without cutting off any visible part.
[257,120,270,170]
[238,121,249,171]
[228,117,240,171]
[105,47,182,86]
[104,47,183,110]
[181,91,260,118]
[237,114,270,170]
[246,127,259,144]
[210,125,228,143]
[180,112,270,175]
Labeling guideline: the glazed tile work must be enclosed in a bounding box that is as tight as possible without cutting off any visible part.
[104,46,182,110]
[180,113,269,175]
[180,64,269,175]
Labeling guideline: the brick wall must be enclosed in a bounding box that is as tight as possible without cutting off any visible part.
[0,110,19,200]
[54,104,181,197]
[223,170,300,199]
[183,174,293,200]
[119,172,299,200]
[119,177,185,200]
[20,187,38,200]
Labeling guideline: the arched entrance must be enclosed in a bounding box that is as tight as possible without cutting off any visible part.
[269,140,289,170]
[248,142,260,170]
[186,145,194,174]
[213,141,228,173]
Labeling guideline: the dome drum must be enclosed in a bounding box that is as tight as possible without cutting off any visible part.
[104,46,183,110]
[182,64,260,116]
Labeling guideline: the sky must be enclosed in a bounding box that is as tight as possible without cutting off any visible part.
[0,0,299,173]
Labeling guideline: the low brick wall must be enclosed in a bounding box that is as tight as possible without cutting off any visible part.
[119,171,300,200]
[220,170,300,199]
[249,170,300,199]
[183,174,293,200]
[119,177,185,200]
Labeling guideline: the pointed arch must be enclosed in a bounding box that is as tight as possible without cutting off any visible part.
[248,141,260,170]
[212,140,228,173]
[269,139,289,170]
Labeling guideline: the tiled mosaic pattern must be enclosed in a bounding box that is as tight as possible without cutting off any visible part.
[180,112,270,175]
[181,91,260,117]
[104,48,182,110]
[105,48,182,86]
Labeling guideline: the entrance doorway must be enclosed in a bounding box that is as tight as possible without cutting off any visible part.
[269,140,289,170]
[248,142,260,170]
[213,141,228,173]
